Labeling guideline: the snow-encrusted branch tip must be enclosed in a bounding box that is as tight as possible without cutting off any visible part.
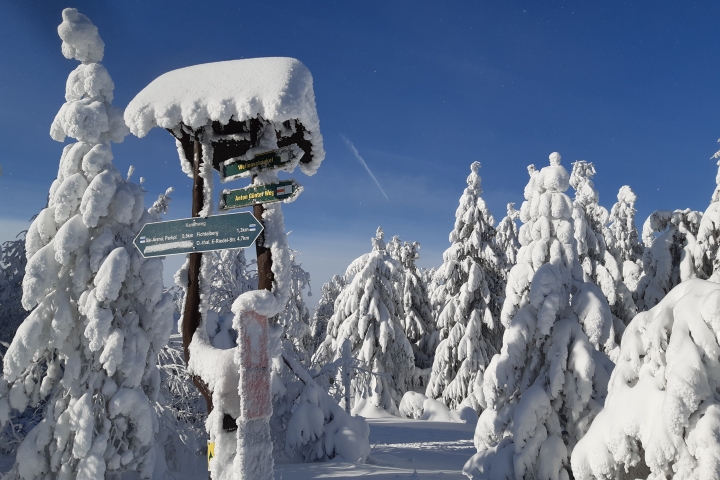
[58,8,104,63]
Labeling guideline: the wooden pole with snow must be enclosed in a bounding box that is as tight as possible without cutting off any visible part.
[124,57,325,480]
[185,136,214,412]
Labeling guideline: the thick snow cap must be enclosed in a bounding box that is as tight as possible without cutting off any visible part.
[58,8,104,63]
[124,57,325,175]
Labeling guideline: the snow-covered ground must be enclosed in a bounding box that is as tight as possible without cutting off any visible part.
[157,417,475,480]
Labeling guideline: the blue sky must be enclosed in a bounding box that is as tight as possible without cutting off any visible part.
[2,1,720,307]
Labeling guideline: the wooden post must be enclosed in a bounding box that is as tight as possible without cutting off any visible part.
[182,136,213,413]
[254,203,274,291]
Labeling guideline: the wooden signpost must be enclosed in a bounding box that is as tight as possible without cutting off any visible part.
[127,57,324,480]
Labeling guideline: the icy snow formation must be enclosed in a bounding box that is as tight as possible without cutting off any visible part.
[572,279,720,480]
[1,9,172,480]
[124,57,325,176]
[50,10,127,146]
[312,227,415,414]
[426,162,506,412]
[464,153,614,480]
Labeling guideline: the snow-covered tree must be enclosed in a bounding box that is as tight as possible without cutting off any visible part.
[495,203,521,268]
[202,249,257,350]
[606,185,644,293]
[208,249,257,316]
[156,333,207,474]
[572,279,720,479]
[635,208,702,311]
[0,9,174,480]
[308,274,345,354]
[398,240,437,370]
[270,345,370,465]
[426,162,506,411]
[570,161,635,327]
[464,153,615,480]
[0,232,28,349]
[276,250,313,364]
[693,158,720,282]
[312,227,415,414]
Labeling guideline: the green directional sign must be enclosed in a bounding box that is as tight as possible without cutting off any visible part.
[220,180,302,210]
[221,150,293,180]
[133,212,263,258]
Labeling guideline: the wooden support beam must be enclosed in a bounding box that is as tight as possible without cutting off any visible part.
[181,135,213,413]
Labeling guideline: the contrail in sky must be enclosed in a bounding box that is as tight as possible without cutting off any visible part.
[341,135,389,201]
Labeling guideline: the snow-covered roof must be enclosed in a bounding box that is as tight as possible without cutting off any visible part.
[124,57,324,174]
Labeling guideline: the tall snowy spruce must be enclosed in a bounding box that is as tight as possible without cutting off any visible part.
[397,240,437,370]
[605,185,644,299]
[312,228,415,414]
[572,279,720,479]
[0,9,173,480]
[426,162,505,412]
[635,208,701,311]
[570,161,635,328]
[693,157,720,282]
[276,250,313,364]
[464,153,614,480]
[495,203,521,268]
[308,274,345,354]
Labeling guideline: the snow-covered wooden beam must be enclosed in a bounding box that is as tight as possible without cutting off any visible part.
[124,57,325,175]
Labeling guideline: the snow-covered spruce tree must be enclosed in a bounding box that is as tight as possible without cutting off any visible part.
[203,249,257,350]
[606,185,644,295]
[635,208,702,311]
[155,333,207,474]
[208,248,257,316]
[572,279,720,479]
[0,232,28,349]
[693,158,720,282]
[495,203,521,269]
[0,9,174,480]
[398,240,437,370]
[426,162,506,411]
[308,274,345,355]
[270,349,370,464]
[276,250,313,364]
[570,161,635,328]
[312,227,415,414]
[463,153,615,480]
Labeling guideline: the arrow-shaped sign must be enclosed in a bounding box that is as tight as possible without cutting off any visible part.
[133,212,263,258]
[220,149,294,180]
[220,180,302,210]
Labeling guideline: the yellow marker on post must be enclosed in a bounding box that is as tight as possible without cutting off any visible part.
[208,441,215,466]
